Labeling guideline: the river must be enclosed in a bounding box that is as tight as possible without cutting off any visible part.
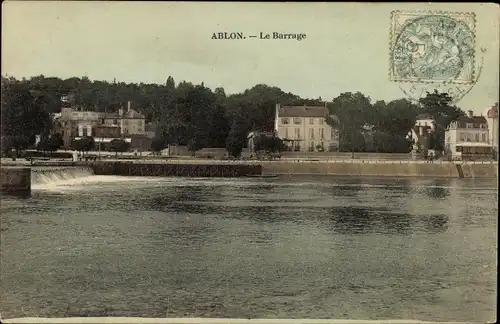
[0,173,497,321]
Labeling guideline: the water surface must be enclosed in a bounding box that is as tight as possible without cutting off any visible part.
[1,174,497,321]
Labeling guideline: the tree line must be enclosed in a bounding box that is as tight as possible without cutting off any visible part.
[1,74,466,157]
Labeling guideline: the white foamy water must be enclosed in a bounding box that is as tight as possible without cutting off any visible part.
[31,167,134,191]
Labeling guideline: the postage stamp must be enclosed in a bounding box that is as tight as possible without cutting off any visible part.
[389,10,483,103]
[389,11,476,84]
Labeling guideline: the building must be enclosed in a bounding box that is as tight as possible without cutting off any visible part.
[102,102,146,137]
[408,113,435,152]
[58,99,146,149]
[274,104,339,152]
[444,110,492,160]
[485,103,498,159]
[93,125,121,139]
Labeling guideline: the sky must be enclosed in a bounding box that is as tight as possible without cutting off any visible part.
[2,1,499,114]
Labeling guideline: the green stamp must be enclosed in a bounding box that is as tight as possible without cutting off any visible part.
[389,11,476,84]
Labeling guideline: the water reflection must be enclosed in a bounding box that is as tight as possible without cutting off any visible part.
[326,206,412,234]
[1,176,496,321]
[424,181,451,199]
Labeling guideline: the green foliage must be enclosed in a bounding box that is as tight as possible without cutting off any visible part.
[2,75,475,156]
[1,77,53,153]
[419,91,464,151]
[253,134,283,153]
[109,138,130,157]
[226,116,247,158]
[37,133,64,152]
[71,136,95,154]
[374,132,412,153]
[150,136,166,152]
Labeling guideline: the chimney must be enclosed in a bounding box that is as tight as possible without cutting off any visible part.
[468,110,474,118]
[127,101,131,113]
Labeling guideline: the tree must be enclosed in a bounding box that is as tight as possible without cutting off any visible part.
[187,134,204,157]
[109,138,130,158]
[327,92,372,158]
[419,91,464,151]
[1,78,53,154]
[37,133,63,152]
[226,116,247,158]
[374,99,422,136]
[71,136,95,157]
[150,136,165,155]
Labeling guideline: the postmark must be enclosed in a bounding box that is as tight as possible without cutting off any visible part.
[389,11,483,103]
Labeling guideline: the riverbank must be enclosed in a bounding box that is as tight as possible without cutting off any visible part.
[1,160,497,180]
[257,161,498,179]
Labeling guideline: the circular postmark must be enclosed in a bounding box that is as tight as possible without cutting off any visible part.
[392,14,475,82]
[389,11,483,103]
[397,47,485,104]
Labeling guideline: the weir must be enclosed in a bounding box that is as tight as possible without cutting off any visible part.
[30,166,95,186]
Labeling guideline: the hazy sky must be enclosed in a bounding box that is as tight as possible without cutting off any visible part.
[2,2,499,114]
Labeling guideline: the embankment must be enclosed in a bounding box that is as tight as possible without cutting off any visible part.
[259,161,498,178]
[92,162,261,177]
[0,167,31,196]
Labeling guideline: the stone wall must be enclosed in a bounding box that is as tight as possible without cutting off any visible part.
[259,161,497,178]
[92,162,261,178]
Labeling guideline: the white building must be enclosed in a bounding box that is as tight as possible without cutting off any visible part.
[485,103,498,157]
[408,113,435,141]
[274,104,339,152]
[444,110,492,160]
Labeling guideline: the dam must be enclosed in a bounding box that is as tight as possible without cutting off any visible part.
[0,162,262,196]
[0,160,496,196]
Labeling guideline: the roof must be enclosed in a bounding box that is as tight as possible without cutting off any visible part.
[278,106,329,118]
[456,116,487,124]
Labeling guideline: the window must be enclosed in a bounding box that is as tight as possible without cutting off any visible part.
[295,128,301,139]
[424,122,427,126]
[320,128,324,139]
[309,118,314,125]
[138,128,143,132]
[113,119,118,125]
[482,133,486,142]
[293,118,302,125]
[466,123,472,128]
[309,128,315,139]
[281,118,289,125]
[285,128,289,138]
[459,133,465,141]
[319,118,324,125]
[309,142,314,151]
[475,133,479,142]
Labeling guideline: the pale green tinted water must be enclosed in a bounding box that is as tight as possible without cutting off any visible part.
[0,174,497,321]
